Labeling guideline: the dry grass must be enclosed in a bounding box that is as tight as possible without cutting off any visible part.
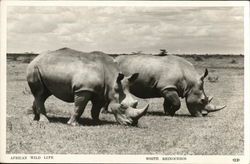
[6,56,244,155]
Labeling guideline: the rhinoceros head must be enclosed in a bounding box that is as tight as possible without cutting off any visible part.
[110,73,149,125]
[185,69,226,117]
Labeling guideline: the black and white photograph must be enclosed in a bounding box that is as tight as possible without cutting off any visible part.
[0,1,249,163]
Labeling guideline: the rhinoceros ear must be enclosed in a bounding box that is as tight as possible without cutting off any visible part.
[128,73,139,82]
[200,68,208,81]
[116,72,124,82]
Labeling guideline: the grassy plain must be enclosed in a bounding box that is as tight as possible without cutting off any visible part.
[6,55,244,155]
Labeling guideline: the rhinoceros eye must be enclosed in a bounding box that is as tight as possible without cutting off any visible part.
[201,99,207,104]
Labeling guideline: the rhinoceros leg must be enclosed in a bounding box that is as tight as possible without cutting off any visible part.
[28,76,51,122]
[91,99,105,121]
[101,101,111,114]
[162,90,181,116]
[32,95,50,122]
[67,91,92,126]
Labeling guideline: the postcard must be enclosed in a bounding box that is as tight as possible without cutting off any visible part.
[0,1,249,163]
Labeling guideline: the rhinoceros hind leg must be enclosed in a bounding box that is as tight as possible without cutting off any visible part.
[32,95,51,122]
[162,90,181,116]
[30,88,51,122]
[28,67,51,122]
[67,91,92,126]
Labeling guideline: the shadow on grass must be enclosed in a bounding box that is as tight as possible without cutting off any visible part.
[174,114,192,117]
[146,111,191,117]
[48,116,115,126]
[146,111,212,118]
[146,111,166,116]
[174,114,213,118]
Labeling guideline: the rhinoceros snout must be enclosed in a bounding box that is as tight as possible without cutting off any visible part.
[110,103,149,126]
[121,99,138,108]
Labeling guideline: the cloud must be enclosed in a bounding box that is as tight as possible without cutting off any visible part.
[7,6,244,54]
[7,6,77,34]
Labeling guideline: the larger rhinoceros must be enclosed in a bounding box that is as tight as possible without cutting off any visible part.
[26,48,149,126]
[116,54,225,117]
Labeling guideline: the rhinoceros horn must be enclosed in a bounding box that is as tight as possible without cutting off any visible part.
[204,103,226,113]
[128,104,149,119]
[208,96,213,103]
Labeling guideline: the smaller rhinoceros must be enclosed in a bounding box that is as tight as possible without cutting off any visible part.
[26,48,149,126]
[116,54,226,117]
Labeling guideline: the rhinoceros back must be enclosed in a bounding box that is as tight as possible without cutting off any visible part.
[116,54,199,98]
[27,48,118,102]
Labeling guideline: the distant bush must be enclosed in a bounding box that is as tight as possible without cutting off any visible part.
[131,51,142,55]
[230,59,237,64]
[208,75,219,83]
[22,58,33,63]
[7,53,38,63]
[12,56,18,61]
[203,55,209,59]
[194,56,203,61]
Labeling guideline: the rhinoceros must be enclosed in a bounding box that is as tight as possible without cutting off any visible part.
[26,48,149,126]
[116,54,226,117]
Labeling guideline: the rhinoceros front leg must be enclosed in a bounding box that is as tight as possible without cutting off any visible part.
[162,90,181,116]
[101,101,111,114]
[91,99,105,121]
[67,91,92,126]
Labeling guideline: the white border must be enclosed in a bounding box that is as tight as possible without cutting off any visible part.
[0,1,7,163]
[244,2,250,163]
[0,1,249,163]
[3,0,249,7]
[6,0,248,7]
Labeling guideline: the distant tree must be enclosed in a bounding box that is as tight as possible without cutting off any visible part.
[194,56,203,61]
[158,49,168,56]
[131,51,142,55]
[218,55,223,59]
[22,58,32,63]
[230,59,237,64]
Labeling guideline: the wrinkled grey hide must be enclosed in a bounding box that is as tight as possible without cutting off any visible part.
[116,54,225,117]
[26,48,148,126]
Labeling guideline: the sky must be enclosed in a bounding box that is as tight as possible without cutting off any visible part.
[7,6,244,54]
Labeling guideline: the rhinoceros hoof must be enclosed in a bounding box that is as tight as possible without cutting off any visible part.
[192,112,203,117]
[92,119,102,125]
[33,114,40,121]
[165,111,175,117]
[39,115,50,123]
[67,120,80,126]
